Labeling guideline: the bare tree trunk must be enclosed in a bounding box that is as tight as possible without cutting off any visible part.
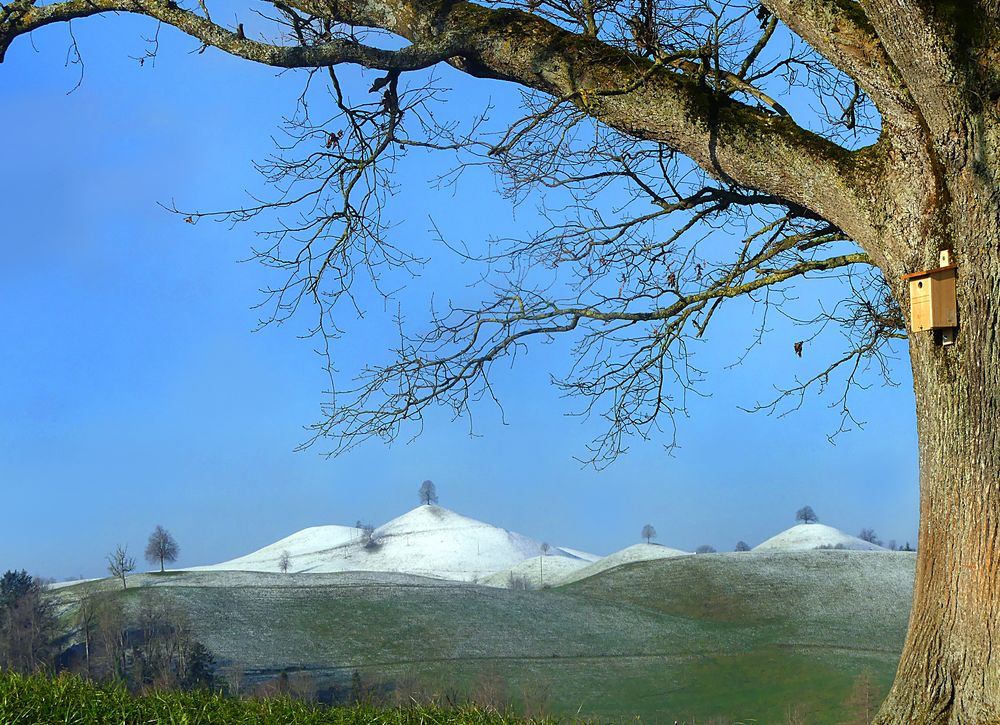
[84,625,91,678]
[875,163,1000,723]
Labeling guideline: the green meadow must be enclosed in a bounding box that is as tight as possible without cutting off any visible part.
[47,550,913,723]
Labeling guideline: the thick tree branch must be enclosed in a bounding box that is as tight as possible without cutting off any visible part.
[0,0,462,67]
[857,0,973,136]
[761,0,919,130]
[438,6,880,245]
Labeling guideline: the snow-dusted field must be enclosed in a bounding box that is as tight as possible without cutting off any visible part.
[52,550,916,667]
[479,554,591,588]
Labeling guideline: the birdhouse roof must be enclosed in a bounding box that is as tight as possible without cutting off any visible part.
[901,264,957,280]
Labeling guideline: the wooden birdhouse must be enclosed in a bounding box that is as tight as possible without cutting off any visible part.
[901,250,957,337]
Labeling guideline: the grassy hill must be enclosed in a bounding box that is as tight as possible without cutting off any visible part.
[51,551,915,724]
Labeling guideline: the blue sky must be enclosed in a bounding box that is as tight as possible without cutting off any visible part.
[1,14,919,580]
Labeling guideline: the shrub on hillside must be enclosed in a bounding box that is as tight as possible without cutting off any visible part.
[507,574,534,591]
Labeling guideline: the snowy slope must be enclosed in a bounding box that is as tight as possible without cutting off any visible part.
[753,523,886,552]
[556,547,601,562]
[559,543,691,585]
[190,525,363,573]
[191,505,581,582]
[480,554,591,588]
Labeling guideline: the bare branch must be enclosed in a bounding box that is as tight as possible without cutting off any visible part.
[0,0,884,248]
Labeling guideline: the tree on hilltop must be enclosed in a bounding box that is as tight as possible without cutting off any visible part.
[9,0,1000,718]
[795,506,819,525]
[145,525,180,573]
[735,541,751,552]
[641,524,657,544]
[107,545,135,590]
[418,480,438,506]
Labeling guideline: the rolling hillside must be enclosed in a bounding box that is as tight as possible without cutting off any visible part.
[52,550,915,724]
[482,543,692,589]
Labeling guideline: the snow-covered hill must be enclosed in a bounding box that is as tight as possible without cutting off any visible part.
[558,543,691,585]
[753,523,885,552]
[191,505,588,582]
[185,505,889,585]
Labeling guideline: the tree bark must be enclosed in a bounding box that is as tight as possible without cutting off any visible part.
[874,123,1000,723]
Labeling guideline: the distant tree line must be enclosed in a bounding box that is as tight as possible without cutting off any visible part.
[1,568,216,693]
[1,523,218,694]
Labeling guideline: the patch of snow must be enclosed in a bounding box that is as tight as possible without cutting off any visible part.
[555,547,601,562]
[559,543,691,585]
[47,578,100,590]
[753,523,886,552]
